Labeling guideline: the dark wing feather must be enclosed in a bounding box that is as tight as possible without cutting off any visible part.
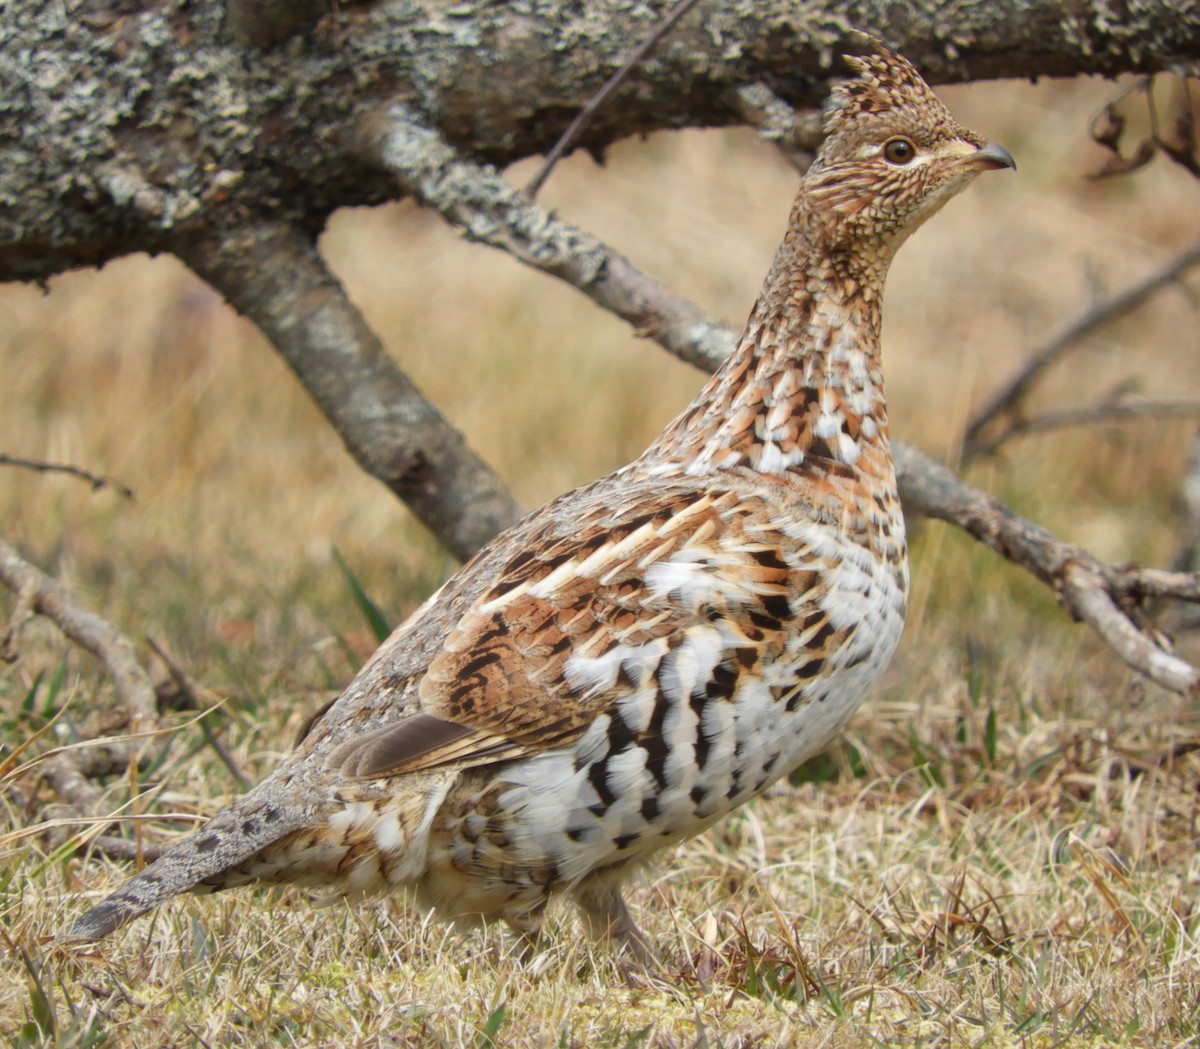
[323,482,794,780]
[328,712,527,778]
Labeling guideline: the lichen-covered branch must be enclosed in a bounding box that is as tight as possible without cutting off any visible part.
[359,105,735,372]
[2,1,1198,284]
[362,115,1200,696]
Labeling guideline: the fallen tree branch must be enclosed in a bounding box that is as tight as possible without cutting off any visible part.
[0,539,164,849]
[893,445,1200,694]
[964,399,1200,459]
[0,539,157,729]
[27,86,1189,699]
[175,220,523,562]
[963,240,1200,457]
[360,111,1200,696]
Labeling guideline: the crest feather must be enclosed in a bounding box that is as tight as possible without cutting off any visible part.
[824,36,938,136]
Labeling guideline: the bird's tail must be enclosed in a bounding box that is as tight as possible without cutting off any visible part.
[65,785,309,941]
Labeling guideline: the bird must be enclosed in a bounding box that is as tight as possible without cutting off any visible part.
[66,38,1014,963]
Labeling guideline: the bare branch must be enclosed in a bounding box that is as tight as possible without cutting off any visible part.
[174,220,523,562]
[361,115,1200,695]
[0,454,135,500]
[0,539,157,728]
[963,241,1200,457]
[965,399,1200,459]
[732,83,824,174]
[524,0,705,199]
[0,538,168,852]
[893,446,1200,695]
[361,105,735,373]
[1063,564,1199,694]
[147,637,250,791]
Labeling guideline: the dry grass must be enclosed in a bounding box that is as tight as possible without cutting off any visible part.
[3,77,1200,1047]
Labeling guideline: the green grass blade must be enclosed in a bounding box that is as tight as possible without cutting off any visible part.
[332,547,391,644]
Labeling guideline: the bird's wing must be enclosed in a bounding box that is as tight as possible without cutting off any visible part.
[326,477,811,780]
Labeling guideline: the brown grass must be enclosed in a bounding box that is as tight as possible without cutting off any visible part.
[3,77,1200,1047]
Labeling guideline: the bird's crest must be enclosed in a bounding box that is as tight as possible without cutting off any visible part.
[824,36,946,138]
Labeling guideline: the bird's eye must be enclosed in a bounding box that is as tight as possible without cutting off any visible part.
[883,137,917,164]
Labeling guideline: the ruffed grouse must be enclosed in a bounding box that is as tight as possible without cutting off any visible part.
[68,40,1013,961]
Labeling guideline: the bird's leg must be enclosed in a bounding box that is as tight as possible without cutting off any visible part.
[573,876,661,968]
[503,904,546,962]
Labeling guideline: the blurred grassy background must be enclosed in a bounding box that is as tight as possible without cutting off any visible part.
[2,76,1200,1045]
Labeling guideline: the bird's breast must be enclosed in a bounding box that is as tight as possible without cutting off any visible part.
[438,510,908,894]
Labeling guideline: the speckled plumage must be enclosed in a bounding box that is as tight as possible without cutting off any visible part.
[67,40,1013,960]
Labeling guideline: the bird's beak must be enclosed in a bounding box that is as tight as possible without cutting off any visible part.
[965,140,1017,172]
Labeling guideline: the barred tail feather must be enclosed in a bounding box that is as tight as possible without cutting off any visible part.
[65,790,309,941]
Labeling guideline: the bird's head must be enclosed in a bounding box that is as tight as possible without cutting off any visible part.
[800,38,1014,267]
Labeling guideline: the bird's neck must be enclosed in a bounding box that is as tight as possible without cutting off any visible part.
[648,206,894,479]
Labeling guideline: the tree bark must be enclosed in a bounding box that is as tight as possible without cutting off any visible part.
[176,219,521,561]
[3,1,1198,283]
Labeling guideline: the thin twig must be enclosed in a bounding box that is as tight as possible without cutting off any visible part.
[963,240,1200,456]
[147,637,250,790]
[0,454,134,500]
[966,399,1200,459]
[523,0,704,199]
